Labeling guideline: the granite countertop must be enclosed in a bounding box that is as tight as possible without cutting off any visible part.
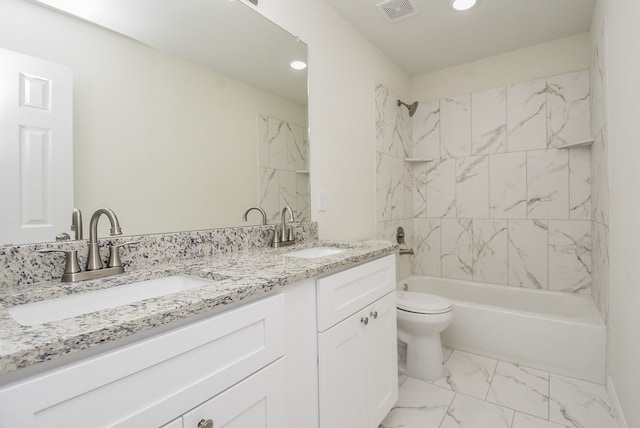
[0,240,396,378]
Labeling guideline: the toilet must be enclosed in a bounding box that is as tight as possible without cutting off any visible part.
[396,290,454,381]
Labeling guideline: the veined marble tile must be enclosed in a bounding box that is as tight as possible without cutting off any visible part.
[266,116,289,170]
[278,170,296,212]
[472,219,508,285]
[508,220,548,289]
[258,114,269,168]
[412,163,427,218]
[591,127,609,226]
[456,156,489,218]
[413,100,440,160]
[379,378,455,428]
[513,412,570,428]
[376,153,393,221]
[527,149,569,219]
[287,123,307,171]
[489,152,527,219]
[568,147,591,220]
[296,173,310,222]
[414,218,441,276]
[486,361,550,419]
[395,102,413,159]
[391,156,412,220]
[259,167,280,223]
[434,350,497,399]
[546,70,590,148]
[426,158,457,218]
[548,221,591,294]
[375,84,395,154]
[440,393,513,428]
[440,94,471,158]
[441,219,473,280]
[591,222,609,321]
[472,86,507,155]
[507,78,547,152]
[548,374,618,428]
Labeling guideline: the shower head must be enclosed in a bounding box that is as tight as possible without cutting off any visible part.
[397,99,419,117]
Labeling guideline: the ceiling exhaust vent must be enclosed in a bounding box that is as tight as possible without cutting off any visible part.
[376,0,420,23]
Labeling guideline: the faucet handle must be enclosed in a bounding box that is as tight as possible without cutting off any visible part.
[39,249,81,275]
[108,241,140,268]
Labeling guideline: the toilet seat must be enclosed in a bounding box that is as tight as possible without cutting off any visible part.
[396,291,453,314]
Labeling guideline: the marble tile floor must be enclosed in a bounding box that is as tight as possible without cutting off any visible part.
[380,349,618,428]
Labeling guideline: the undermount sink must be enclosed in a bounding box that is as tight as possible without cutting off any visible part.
[8,275,213,326]
[284,246,347,259]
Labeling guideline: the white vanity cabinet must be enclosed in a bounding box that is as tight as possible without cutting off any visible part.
[0,293,289,428]
[316,255,398,428]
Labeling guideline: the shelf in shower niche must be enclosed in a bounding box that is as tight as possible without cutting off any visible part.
[557,138,594,149]
[404,158,435,163]
[295,170,309,174]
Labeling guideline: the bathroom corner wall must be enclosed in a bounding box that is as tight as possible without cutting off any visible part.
[590,9,610,322]
[377,71,594,294]
[375,84,414,280]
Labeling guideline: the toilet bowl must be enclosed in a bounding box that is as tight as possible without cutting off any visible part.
[396,290,453,381]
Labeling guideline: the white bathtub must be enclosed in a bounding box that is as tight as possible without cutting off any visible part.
[400,275,606,383]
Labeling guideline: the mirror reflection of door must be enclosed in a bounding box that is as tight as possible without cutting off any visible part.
[0,48,73,245]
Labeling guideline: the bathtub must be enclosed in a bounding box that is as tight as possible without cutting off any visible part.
[400,275,606,383]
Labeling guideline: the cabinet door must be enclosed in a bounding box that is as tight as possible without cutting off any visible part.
[318,311,368,428]
[182,358,286,428]
[366,292,398,426]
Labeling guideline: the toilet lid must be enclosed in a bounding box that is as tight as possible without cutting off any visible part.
[396,290,453,314]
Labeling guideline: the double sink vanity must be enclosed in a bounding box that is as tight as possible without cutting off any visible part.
[0,230,398,428]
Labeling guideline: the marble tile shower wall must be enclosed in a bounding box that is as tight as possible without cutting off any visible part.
[376,70,593,294]
[258,115,310,224]
[590,19,610,321]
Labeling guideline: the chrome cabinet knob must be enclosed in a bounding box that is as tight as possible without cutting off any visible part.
[198,419,214,428]
[360,316,369,325]
[370,311,378,319]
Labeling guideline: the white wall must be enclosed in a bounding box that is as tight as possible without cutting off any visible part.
[252,0,411,240]
[412,33,592,103]
[600,0,640,425]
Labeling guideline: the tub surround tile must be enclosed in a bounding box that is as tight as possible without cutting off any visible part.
[471,86,507,155]
[546,70,590,149]
[568,147,591,220]
[486,361,550,419]
[412,163,428,218]
[508,220,548,289]
[472,220,508,285]
[591,128,609,226]
[548,374,617,428]
[548,221,591,294]
[412,100,440,160]
[489,152,527,219]
[377,153,394,221]
[507,78,547,152]
[414,218,441,276]
[456,156,489,219]
[427,159,457,218]
[433,350,497,399]
[440,393,514,428]
[441,219,473,281]
[527,149,569,219]
[440,95,471,159]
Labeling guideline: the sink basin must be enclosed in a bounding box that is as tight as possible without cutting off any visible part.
[8,275,213,326]
[284,246,347,259]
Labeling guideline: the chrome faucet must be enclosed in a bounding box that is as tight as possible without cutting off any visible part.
[271,206,296,248]
[86,208,122,271]
[39,207,138,282]
[242,205,268,225]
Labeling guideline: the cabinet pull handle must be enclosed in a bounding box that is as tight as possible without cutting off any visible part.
[360,317,369,325]
[198,419,214,428]
[370,311,378,319]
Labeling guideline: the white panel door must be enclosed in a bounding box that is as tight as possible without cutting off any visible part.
[0,48,73,245]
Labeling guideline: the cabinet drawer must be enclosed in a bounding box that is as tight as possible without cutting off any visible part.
[0,294,285,428]
[316,255,395,332]
[182,358,286,428]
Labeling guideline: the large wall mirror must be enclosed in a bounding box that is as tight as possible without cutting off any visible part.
[0,0,308,245]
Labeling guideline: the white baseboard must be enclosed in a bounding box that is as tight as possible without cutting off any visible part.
[607,376,628,428]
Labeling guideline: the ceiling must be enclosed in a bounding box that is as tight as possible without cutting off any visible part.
[325,0,596,76]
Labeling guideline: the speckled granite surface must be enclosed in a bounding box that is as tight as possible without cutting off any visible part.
[0,229,396,378]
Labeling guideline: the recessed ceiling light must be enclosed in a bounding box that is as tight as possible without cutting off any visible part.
[451,0,476,11]
[289,60,307,70]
